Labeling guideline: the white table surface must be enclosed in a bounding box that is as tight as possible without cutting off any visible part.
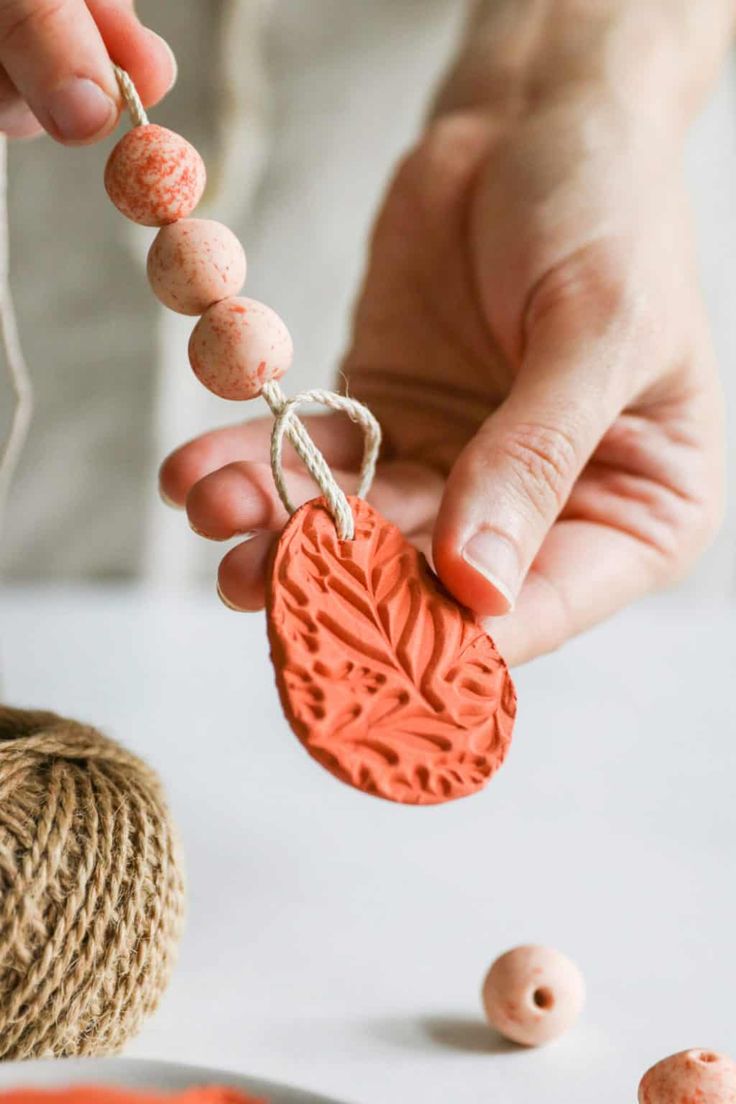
[1,585,734,1104]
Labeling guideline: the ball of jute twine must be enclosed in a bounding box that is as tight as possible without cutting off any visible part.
[0,706,185,1060]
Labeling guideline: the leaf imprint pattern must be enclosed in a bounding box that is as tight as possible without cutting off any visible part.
[267,497,517,805]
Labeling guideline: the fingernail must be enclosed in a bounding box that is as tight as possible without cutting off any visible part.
[148,30,178,92]
[188,519,211,539]
[462,529,520,611]
[47,78,117,141]
[217,579,244,612]
[188,520,253,542]
[159,486,183,510]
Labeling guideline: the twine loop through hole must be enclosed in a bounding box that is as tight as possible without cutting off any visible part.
[262,381,381,540]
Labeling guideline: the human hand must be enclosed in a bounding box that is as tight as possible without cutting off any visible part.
[0,0,175,142]
[160,2,726,665]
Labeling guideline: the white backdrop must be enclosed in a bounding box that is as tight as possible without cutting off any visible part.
[2,586,734,1104]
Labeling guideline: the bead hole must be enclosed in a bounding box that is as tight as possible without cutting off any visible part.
[695,1051,719,1064]
[532,987,554,1011]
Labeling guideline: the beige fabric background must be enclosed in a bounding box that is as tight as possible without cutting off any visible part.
[0,1,734,602]
[2,0,233,579]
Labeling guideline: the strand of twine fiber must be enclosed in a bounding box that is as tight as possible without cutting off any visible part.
[0,136,33,543]
[0,70,134,544]
[114,65,382,541]
[262,382,381,540]
[113,64,149,127]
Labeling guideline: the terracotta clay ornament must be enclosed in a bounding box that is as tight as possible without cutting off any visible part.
[268,497,516,804]
[105,66,517,805]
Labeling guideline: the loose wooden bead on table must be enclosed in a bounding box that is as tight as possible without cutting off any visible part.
[188,297,293,401]
[147,219,247,316]
[481,945,585,1046]
[639,1049,736,1103]
[104,124,206,226]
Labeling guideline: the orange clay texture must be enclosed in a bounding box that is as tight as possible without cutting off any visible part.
[189,297,293,400]
[0,1089,266,1104]
[104,124,206,226]
[147,220,247,316]
[267,497,516,805]
[639,1050,736,1104]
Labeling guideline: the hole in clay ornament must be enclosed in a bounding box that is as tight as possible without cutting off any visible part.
[694,1051,719,1064]
[532,987,555,1011]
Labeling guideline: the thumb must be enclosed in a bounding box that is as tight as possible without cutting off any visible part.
[0,0,118,143]
[0,0,174,144]
[433,311,631,617]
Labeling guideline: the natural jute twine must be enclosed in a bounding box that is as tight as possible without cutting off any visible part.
[0,706,185,1059]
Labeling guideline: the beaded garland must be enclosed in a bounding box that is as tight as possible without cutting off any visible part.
[105,67,517,806]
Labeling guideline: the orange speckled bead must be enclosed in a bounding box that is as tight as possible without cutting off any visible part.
[104,124,206,226]
[147,219,247,316]
[188,297,293,401]
[482,945,585,1047]
[639,1050,736,1104]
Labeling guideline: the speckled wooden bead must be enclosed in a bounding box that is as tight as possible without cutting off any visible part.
[104,124,206,226]
[147,219,247,316]
[639,1050,736,1103]
[482,945,585,1047]
[188,296,293,400]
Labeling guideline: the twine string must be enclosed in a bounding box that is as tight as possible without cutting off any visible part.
[262,381,381,541]
[112,64,149,128]
[0,67,139,547]
[0,136,33,544]
[0,66,145,547]
[0,707,184,1060]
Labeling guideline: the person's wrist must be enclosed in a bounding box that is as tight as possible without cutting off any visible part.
[433,0,736,136]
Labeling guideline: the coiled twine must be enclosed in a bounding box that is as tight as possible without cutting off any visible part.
[0,706,184,1059]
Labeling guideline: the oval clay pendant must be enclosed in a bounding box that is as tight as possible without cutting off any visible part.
[266,497,517,805]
